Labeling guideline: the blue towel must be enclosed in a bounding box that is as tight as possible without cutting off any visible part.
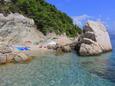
[16,47,30,51]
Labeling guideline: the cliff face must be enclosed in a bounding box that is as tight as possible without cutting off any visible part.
[0,13,45,45]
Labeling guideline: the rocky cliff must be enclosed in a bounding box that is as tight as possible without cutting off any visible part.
[0,13,45,45]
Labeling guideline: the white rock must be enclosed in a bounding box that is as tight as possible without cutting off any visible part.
[76,20,112,56]
[47,41,56,45]
[84,21,112,52]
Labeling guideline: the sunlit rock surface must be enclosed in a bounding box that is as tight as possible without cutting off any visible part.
[0,13,45,45]
[76,21,112,56]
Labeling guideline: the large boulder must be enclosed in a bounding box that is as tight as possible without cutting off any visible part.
[76,21,112,56]
[84,21,112,51]
[79,39,102,56]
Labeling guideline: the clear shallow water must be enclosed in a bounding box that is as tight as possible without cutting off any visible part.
[0,37,115,86]
[78,36,115,83]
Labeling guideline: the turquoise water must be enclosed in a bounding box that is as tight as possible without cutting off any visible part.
[0,37,115,86]
[79,36,115,83]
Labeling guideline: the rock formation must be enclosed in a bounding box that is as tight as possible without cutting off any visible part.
[0,13,45,64]
[76,21,112,56]
[0,13,45,45]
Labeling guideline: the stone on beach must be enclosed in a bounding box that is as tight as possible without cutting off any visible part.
[54,44,71,53]
[14,53,31,63]
[62,45,71,52]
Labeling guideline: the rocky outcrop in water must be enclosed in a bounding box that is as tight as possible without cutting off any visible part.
[76,21,112,56]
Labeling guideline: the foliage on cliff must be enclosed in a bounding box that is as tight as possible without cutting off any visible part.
[0,0,81,37]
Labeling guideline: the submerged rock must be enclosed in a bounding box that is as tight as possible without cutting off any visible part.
[76,21,112,56]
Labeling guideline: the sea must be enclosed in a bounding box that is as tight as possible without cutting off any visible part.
[0,35,115,86]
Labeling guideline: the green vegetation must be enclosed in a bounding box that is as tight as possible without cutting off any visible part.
[0,0,82,37]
